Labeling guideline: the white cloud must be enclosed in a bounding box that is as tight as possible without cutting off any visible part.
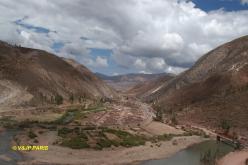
[95,56,108,68]
[241,0,248,5]
[134,59,146,70]
[139,70,152,74]
[113,72,119,76]
[162,33,184,52]
[147,58,167,72]
[0,0,247,74]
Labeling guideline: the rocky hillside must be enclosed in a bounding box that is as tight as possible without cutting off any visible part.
[145,36,248,136]
[0,41,117,109]
[128,74,174,98]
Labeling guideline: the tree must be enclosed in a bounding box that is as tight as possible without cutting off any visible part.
[69,94,74,104]
[55,94,63,105]
[155,108,163,122]
[50,96,54,104]
[220,120,231,135]
[78,96,82,103]
[171,112,178,125]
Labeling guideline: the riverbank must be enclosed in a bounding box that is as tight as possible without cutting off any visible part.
[0,130,24,165]
[218,150,248,165]
[18,136,206,165]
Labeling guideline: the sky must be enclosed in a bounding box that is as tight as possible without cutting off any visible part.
[0,0,247,75]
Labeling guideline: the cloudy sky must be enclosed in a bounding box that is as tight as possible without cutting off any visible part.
[0,0,248,75]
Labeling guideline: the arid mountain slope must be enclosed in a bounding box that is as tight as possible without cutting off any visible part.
[128,74,174,98]
[96,72,169,91]
[145,36,248,136]
[0,41,116,108]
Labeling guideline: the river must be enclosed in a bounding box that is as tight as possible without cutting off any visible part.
[141,140,234,165]
[0,130,234,165]
[0,130,24,165]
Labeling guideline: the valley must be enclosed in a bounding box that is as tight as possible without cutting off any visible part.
[0,95,207,165]
[1,37,248,165]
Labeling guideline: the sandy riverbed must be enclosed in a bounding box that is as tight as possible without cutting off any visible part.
[18,135,205,165]
[218,150,248,165]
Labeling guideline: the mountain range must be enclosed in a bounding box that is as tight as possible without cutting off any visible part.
[95,72,171,91]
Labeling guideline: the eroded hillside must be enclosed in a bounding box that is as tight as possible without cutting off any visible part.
[144,36,248,137]
[0,42,117,110]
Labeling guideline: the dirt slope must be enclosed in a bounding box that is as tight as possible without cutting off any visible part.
[0,41,117,109]
[96,73,170,92]
[144,36,248,137]
[128,74,174,98]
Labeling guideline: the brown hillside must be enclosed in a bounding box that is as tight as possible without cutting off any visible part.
[128,74,174,98]
[96,72,169,92]
[145,36,248,137]
[0,41,116,108]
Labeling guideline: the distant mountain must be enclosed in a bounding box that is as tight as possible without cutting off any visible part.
[128,74,175,98]
[0,41,117,109]
[144,36,248,137]
[95,72,171,91]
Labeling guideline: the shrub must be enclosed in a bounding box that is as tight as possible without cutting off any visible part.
[82,126,96,130]
[28,130,37,139]
[97,138,112,148]
[54,111,74,124]
[55,94,63,105]
[220,120,231,134]
[69,94,74,104]
[58,127,73,137]
[78,132,88,140]
[34,139,39,143]
[157,134,173,141]
[120,136,145,147]
[103,128,145,147]
[171,112,178,125]
[200,149,219,165]
[61,137,89,149]
[154,108,163,122]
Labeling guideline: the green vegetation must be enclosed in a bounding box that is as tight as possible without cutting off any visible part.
[54,105,104,125]
[83,105,106,113]
[69,94,74,104]
[28,130,37,139]
[0,116,18,129]
[55,94,63,105]
[220,120,231,134]
[58,127,73,137]
[181,127,210,138]
[78,96,84,103]
[157,134,174,141]
[96,138,112,148]
[19,120,39,129]
[171,112,178,125]
[58,127,89,149]
[54,111,75,125]
[61,137,89,149]
[183,130,208,137]
[56,125,209,150]
[200,149,218,165]
[154,108,163,122]
[57,127,146,150]
[103,128,146,147]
